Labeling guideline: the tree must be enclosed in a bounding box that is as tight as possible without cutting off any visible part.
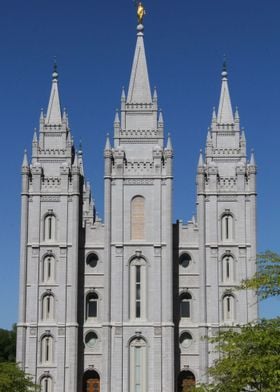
[241,251,280,299]
[0,324,16,363]
[0,362,38,392]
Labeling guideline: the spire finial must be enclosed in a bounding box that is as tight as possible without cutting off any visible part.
[136,1,146,26]
[222,55,227,78]
[52,57,58,81]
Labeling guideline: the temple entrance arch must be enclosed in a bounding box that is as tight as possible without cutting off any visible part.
[178,370,196,392]
[83,370,100,392]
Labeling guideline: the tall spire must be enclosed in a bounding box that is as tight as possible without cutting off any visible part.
[46,62,62,125]
[127,24,152,104]
[217,60,234,124]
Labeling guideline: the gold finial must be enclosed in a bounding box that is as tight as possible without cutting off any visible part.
[137,1,146,25]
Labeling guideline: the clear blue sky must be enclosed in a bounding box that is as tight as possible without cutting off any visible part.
[0,0,279,329]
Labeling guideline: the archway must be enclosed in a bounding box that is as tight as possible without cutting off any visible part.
[83,370,100,392]
[178,370,196,392]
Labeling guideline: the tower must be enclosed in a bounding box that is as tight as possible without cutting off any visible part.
[174,63,257,387]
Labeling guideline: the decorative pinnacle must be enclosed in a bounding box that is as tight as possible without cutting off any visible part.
[136,1,146,25]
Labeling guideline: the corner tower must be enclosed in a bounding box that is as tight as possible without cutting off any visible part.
[103,20,174,392]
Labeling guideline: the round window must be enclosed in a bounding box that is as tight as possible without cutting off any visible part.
[86,253,98,268]
[85,331,98,348]
[179,253,191,268]
[180,332,193,349]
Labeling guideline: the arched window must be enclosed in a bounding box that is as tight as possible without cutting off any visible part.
[222,255,234,282]
[42,294,54,321]
[86,292,98,319]
[179,253,191,268]
[221,213,233,241]
[44,214,56,242]
[41,335,53,364]
[178,370,196,392]
[42,255,55,282]
[83,370,100,392]
[130,258,146,320]
[223,294,235,321]
[180,292,192,319]
[130,338,147,392]
[85,331,98,349]
[131,196,145,240]
[40,377,52,392]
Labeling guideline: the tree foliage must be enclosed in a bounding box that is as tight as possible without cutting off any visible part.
[195,319,280,392]
[0,362,38,392]
[241,251,280,299]
[0,324,16,363]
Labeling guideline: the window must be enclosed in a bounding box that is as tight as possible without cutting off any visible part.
[221,213,233,241]
[42,294,54,320]
[179,332,193,349]
[179,253,191,268]
[180,292,192,319]
[44,214,56,242]
[130,258,146,320]
[85,331,98,348]
[40,377,52,392]
[41,335,53,364]
[86,292,98,319]
[131,196,145,240]
[178,371,196,392]
[222,255,234,282]
[130,338,147,392]
[42,256,55,282]
[223,294,235,321]
[86,253,99,268]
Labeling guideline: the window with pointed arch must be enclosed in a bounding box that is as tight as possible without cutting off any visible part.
[223,294,235,321]
[44,214,56,242]
[222,254,234,282]
[129,337,147,392]
[40,376,53,392]
[130,258,147,320]
[180,292,192,320]
[86,292,98,320]
[40,335,53,364]
[221,212,234,242]
[41,293,54,321]
[42,255,55,283]
[131,196,145,240]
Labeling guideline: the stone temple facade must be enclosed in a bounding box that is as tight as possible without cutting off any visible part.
[17,21,258,392]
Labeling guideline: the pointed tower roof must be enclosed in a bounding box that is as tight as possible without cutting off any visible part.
[127,25,152,104]
[105,133,111,150]
[46,62,62,125]
[22,149,29,168]
[197,149,204,168]
[250,149,256,166]
[217,61,234,124]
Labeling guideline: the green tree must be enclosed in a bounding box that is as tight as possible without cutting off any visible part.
[241,251,280,299]
[0,362,38,392]
[0,324,16,362]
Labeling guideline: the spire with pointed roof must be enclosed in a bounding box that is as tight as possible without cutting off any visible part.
[127,25,152,104]
[22,149,29,168]
[217,60,234,124]
[197,149,204,168]
[105,133,112,151]
[46,62,62,125]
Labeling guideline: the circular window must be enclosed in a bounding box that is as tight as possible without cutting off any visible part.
[85,331,98,348]
[86,253,98,268]
[179,253,191,268]
[180,332,193,349]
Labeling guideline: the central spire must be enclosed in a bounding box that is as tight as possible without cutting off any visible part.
[127,23,152,104]
[46,62,62,125]
[217,61,234,124]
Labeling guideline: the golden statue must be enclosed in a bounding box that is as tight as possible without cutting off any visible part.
[137,2,146,24]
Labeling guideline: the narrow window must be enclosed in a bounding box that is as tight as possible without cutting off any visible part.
[86,292,98,319]
[44,214,56,242]
[223,294,234,321]
[221,213,233,241]
[41,377,52,392]
[42,294,54,320]
[41,335,53,364]
[222,255,234,282]
[131,196,145,240]
[180,293,192,319]
[42,256,55,283]
[130,338,147,392]
[130,258,146,320]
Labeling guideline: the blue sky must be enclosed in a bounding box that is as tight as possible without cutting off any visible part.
[0,0,279,329]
